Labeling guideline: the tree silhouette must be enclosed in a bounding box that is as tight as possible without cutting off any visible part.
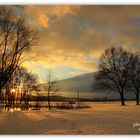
[18,67,38,105]
[0,6,37,102]
[94,47,133,105]
[129,53,140,105]
[43,70,60,110]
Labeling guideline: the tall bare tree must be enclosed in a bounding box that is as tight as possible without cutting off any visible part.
[0,6,37,101]
[94,47,133,105]
[43,70,60,110]
[129,53,140,105]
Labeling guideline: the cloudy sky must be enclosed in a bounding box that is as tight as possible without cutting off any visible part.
[14,5,140,81]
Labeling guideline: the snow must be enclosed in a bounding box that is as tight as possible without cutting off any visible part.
[0,101,140,134]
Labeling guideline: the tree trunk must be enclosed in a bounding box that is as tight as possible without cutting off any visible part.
[48,92,51,110]
[0,87,2,103]
[36,94,39,109]
[120,90,125,106]
[136,92,139,105]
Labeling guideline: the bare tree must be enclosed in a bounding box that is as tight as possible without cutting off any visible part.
[18,67,38,105]
[43,70,60,110]
[129,53,140,105]
[94,47,133,105]
[33,84,42,109]
[0,6,37,101]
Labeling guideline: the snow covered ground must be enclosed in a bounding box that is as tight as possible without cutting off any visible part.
[0,101,140,134]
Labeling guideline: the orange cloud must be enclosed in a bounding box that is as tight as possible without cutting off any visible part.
[51,5,80,15]
[37,11,49,28]
[26,5,80,28]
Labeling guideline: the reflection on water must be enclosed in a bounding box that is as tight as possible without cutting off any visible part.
[3,106,35,112]
[10,108,14,112]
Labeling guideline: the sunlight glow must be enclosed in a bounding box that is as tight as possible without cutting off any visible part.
[11,88,16,93]
[10,108,14,112]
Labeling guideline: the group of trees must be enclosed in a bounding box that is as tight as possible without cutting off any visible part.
[18,67,38,105]
[2,67,39,105]
[0,6,60,110]
[0,6,37,103]
[94,47,140,106]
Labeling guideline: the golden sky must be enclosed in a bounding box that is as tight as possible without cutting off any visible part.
[14,5,140,81]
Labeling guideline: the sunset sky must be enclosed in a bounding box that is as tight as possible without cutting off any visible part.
[14,5,140,82]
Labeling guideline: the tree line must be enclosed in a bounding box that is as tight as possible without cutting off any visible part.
[94,47,140,106]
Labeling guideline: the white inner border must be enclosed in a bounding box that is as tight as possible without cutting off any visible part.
[0,0,140,5]
[0,0,140,140]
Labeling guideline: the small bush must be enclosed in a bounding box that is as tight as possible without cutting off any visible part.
[75,102,91,109]
[55,102,74,109]
[55,102,91,109]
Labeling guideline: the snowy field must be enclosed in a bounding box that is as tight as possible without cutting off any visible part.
[0,101,140,135]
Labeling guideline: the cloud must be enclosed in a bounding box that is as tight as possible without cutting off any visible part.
[25,5,80,28]
[19,5,140,78]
